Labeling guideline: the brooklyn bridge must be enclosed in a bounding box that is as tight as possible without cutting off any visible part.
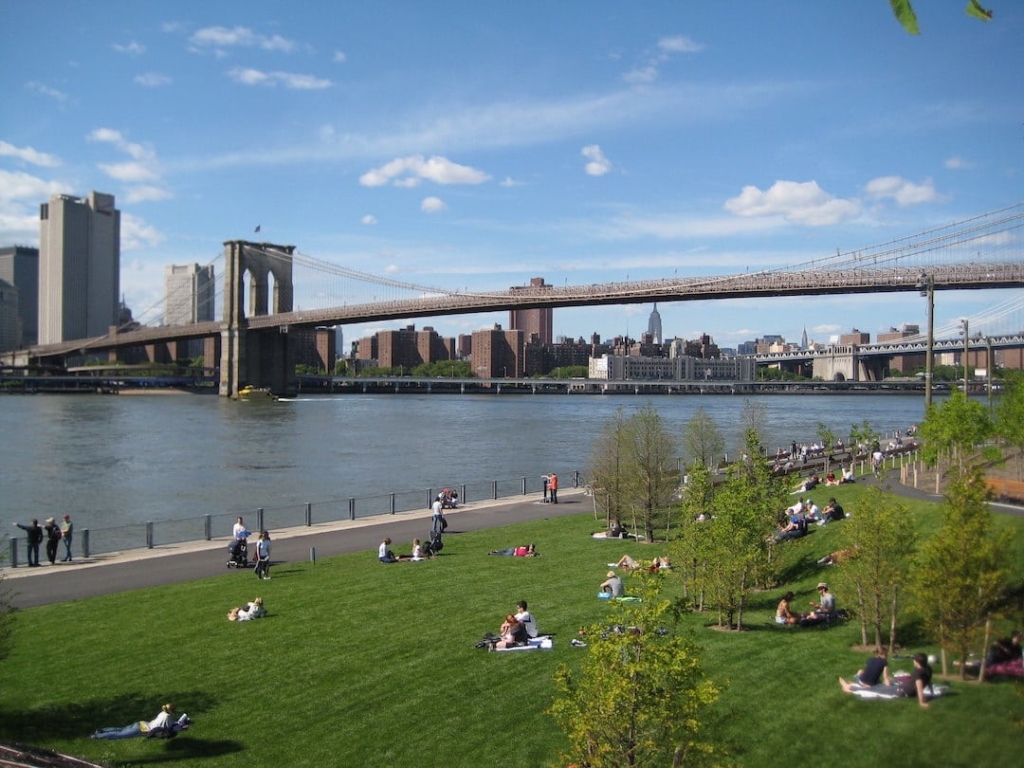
[8,204,1024,397]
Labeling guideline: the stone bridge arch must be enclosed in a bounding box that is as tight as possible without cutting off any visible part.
[219,240,296,397]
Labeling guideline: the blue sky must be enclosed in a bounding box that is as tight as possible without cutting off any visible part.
[1,2,1021,349]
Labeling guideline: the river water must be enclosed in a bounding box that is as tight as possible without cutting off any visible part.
[1,392,924,553]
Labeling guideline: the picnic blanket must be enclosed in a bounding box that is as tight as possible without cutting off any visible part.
[493,635,554,652]
[847,680,950,701]
[597,593,641,602]
[986,658,1024,679]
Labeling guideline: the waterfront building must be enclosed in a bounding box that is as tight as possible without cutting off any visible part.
[589,353,755,382]
[523,335,592,376]
[509,277,553,345]
[164,263,215,325]
[647,303,663,345]
[356,324,454,371]
[878,324,924,374]
[472,324,522,377]
[38,191,120,345]
[0,279,20,352]
[0,245,39,348]
[840,328,871,345]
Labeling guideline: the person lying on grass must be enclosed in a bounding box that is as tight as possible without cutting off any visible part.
[91,703,191,739]
[488,543,538,556]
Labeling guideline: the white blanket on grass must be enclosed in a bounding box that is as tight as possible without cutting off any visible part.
[848,682,950,700]
[493,635,554,652]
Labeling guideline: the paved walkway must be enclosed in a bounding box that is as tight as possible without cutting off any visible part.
[2,489,591,609]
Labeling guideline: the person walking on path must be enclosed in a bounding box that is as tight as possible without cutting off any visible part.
[548,473,559,504]
[13,519,43,567]
[254,530,272,580]
[431,496,446,533]
[43,518,62,565]
[59,514,74,561]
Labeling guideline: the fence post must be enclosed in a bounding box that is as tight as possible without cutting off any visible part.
[390,493,396,515]
[521,476,527,495]
[427,488,433,508]
[492,480,498,500]
[310,546,316,564]
[305,502,312,527]
[574,471,580,488]
[256,508,264,532]
[460,484,467,505]
[204,515,211,541]
[83,529,90,559]
[349,497,356,521]
[8,538,17,568]
[146,522,154,549]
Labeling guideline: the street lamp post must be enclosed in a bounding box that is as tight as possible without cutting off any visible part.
[917,273,935,409]
[959,318,969,393]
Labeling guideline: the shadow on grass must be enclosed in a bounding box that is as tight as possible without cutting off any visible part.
[120,737,245,764]
[0,690,219,744]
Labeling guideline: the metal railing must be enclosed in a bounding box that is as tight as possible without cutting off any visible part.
[5,471,582,566]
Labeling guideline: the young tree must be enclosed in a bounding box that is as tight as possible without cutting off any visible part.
[550,572,722,768]
[833,486,916,652]
[994,370,1024,479]
[681,407,725,470]
[626,405,678,542]
[912,467,1013,678]
[588,409,633,529]
[734,399,768,458]
[674,462,717,612]
[918,390,994,477]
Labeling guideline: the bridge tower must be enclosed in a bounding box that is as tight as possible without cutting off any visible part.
[219,240,296,397]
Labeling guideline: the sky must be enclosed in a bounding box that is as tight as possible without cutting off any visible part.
[1,2,1022,350]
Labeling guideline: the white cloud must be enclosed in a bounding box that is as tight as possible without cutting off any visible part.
[421,196,447,213]
[134,72,172,87]
[360,155,490,187]
[189,26,298,53]
[333,50,347,63]
[0,169,66,202]
[97,161,160,183]
[658,35,705,54]
[123,185,173,204]
[226,67,331,89]
[113,41,146,55]
[863,176,941,207]
[724,180,861,226]
[361,214,377,225]
[25,81,68,102]
[581,144,612,176]
[120,212,164,250]
[0,140,61,168]
[499,176,524,187]
[623,66,658,84]
[944,156,973,170]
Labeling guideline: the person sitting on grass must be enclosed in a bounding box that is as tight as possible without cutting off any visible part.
[651,555,672,570]
[228,597,266,621]
[494,614,529,649]
[800,583,835,625]
[378,537,398,563]
[839,647,891,691]
[488,543,538,557]
[92,703,190,740]
[775,592,802,625]
[514,600,538,638]
[600,570,624,598]
[901,652,935,708]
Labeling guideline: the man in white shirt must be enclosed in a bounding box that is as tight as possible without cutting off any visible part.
[431,497,445,532]
[514,600,538,637]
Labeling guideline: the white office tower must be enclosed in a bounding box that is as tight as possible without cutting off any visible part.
[164,263,216,325]
[38,192,120,344]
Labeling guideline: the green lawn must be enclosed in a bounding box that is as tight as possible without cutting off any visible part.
[1,482,1022,767]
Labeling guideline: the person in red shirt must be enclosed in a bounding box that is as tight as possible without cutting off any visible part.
[549,473,558,504]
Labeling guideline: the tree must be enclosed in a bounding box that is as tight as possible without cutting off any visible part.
[890,0,993,35]
[833,486,916,651]
[994,371,1024,479]
[550,572,722,767]
[681,407,725,470]
[700,430,786,629]
[734,399,768,458]
[911,467,1013,678]
[588,409,633,529]
[848,419,878,455]
[918,390,994,477]
[674,463,716,612]
[626,406,678,542]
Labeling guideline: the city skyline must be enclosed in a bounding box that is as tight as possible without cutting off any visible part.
[1,4,1022,348]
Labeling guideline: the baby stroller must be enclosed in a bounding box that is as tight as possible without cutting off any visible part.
[227,538,249,568]
[422,530,444,557]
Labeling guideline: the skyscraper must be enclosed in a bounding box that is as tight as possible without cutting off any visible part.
[38,191,120,344]
[647,303,663,345]
[164,263,216,325]
[509,277,553,345]
[0,245,39,348]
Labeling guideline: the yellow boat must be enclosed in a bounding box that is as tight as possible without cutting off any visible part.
[238,385,278,401]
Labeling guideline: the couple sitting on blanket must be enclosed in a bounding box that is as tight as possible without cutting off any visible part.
[775,584,836,626]
[487,601,539,649]
[839,649,934,708]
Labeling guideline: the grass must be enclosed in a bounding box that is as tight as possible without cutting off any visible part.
[1,482,1022,767]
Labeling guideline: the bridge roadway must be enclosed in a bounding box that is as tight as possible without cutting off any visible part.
[2,488,589,609]
[21,260,1024,359]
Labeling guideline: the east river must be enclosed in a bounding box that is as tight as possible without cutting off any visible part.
[1,391,927,540]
